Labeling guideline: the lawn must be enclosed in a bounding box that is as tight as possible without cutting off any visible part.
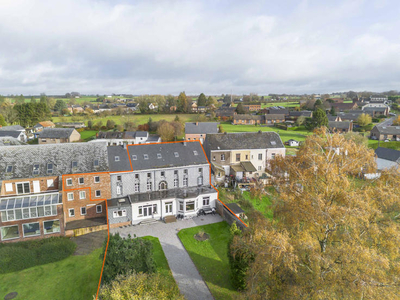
[141,236,180,292]
[0,248,103,300]
[221,123,312,142]
[178,222,240,300]
[80,130,98,142]
[53,114,198,126]
[368,140,400,150]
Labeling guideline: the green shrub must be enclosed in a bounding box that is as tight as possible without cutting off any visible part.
[101,233,156,284]
[0,237,76,274]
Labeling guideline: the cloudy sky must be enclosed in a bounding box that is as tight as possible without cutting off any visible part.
[0,0,399,95]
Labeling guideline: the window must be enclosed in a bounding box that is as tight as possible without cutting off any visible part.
[147,180,152,191]
[47,179,54,188]
[132,155,137,160]
[42,139,47,143]
[174,178,178,188]
[1,225,19,240]
[258,153,262,160]
[138,206,142,215]
[96,205,102,213]
[69,208,75,217]
[174,170,178,175]
[117,175,122,181]
[198,168,203,173]
[271,153,276,159]
[203,197,210,206]
[165,202,173,214]
[236,154,240,161]
[43,220,60,234]
[197,176,203,186]
[221,154,225,161]
[72,161,78,169]
[184,169,188,174]
[179,201,184,211]
[193,151,198,155]
[67,193,74,201]
[183,176,188,187]
[186,201,195,211]
[32,164,40,175]
[5,183,13,192]
[115,156,120,162]
[66,178,72,186]
[157,153,162,159]
[94,176,100,183]
[258,166,261,170]
[80,207,87,215]
[113,210,127,218]
[6,165,13,173]
[93,159,99,168]
[116,185,122,195]
[245,155,249,160]
[95,190,101,197]
[147,173,151,178]
[135,174,139,180]
[79,177,84,185]
[16,182,30,194]
[174,152,179,157]
[134,183,140,192]
[79,191,86,199]
[161,171,165,177]
[144,154,149,160]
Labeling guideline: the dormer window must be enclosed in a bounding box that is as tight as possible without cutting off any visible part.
[47,163,53,174]
[115,156,120,162]
[132,155,137,160]
[6,165,13,173]
[72,161,78,169]
[144,154,149,160]
[193,151,198,156]
[33,164,40,175]
[94,159,99,167]
[174,152,179,157]
[157,153,162,159]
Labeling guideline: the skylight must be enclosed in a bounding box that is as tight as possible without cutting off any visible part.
[115,156,120,162]
[72,161,78,168]
[157,153,162,159]
[132,155,137,160]
[94,159,99,167]
[33,164,40,175]
[174,152,179,157]
[6,165,13,173]
[193,151,198,155]
[271,141,276,145]
[144,154,149,160]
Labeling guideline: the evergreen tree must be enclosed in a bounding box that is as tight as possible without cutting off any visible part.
[197,93,207,107]
[330,106,336,116]
[236,103,246,114]
[54,100,67,113]
[305,108,328,130]
[178,92,188,112]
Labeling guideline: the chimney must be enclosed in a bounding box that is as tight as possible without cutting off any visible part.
[196,122,199,126]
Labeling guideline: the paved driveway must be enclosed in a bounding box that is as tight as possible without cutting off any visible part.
[111,214,223,300]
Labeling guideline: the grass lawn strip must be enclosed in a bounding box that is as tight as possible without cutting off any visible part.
[0,248,103,300]
[80,130,98,142]
[178,222,240,300]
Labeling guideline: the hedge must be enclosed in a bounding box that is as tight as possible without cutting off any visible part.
[0,237,76,274]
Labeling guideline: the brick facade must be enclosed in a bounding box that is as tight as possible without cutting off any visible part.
[1,176,60,197]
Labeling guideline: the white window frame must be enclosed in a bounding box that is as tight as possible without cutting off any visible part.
[80,207,87,215]
[174,178,178,188]
[94,176,100,183]
[67,193,74,201]
[0,225,20,240]
[43,219,61,235]
[96,205,102,213]
[116,185,122,195]
[134,183,140,192]
[66,178,73,186]
[203,197,210,206]
[79,191,86,199]
[5,183,13,192]
[16,182,30,194]
[113,209,127,218]
[68,208,75,217]
[78,177,84,185]
[183,176,188,187]
[95,190,101,197]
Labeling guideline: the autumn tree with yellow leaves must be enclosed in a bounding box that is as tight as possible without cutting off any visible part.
[230,128,400,299]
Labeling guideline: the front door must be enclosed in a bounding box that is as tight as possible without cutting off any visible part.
[143,205,153,217]
[165,202,173,214]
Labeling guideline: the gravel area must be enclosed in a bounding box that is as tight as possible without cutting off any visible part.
[111,214,223,300]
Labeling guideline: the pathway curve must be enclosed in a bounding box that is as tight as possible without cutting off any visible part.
[111,214,223,300]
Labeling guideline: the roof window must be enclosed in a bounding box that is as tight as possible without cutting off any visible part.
[115,156,120,162]
[144,154,149,160]
[157,153,162,159]
[174,152,179,157]
[132,155,137,160]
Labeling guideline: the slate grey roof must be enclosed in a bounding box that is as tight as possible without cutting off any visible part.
[205,132,284,151]
[107,145,132,172]
[328,115,340,121]
[373,126,400,135]
[0,125,24,131]
[0,137,25,146]
[185,122,218,134]
[97,131,124,139]
[337,111,364,121]
[0,131,22,138]
[147,135,161,142]
[0,141,109,180]
[128,142,208,171]
[289,111,312,117]
[375,147,400,162]
[233,115,261,121]
[226,203,245,215]
[135,131,148,138]
[264,114,285,120]
[363,107,388,113]
[107,196,132,208]
[328,121,352,130]
[38,128,75,139]
[267,108,289,115]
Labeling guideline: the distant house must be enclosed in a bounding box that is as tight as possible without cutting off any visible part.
[262,108,289,115]
[148,103,158,110]
[68,106,84,114]
[336,111,364,122]
[369,95,388,103]
[285,139,300,147]
[0,136,25,146]
[55,122,86,129]
[375,147,400,170]
[287,111,313,121]
[216,107,236,119]
[226,203,245,219]
[33,121,55,132]
[327,115,342,122]
[96,131,161,146]
[185,122,218,144]
[242,103,261,111]
[328,121,353,133]
[362,106,389,117]
[370,126,400,141]
[327,102,358,112]
[233,114,262,125]
[126,103,139,111]
[0,125,27,142]
[38,128,81,144]
[264,114,286,124]
[0,131,27,142]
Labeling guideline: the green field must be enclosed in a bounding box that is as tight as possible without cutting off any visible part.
[0,248,103,300]
[80,130,98,142]
[53,114,198,127]
[178,222,240,300]
[368,140,400,150]
[221,123,311,142]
